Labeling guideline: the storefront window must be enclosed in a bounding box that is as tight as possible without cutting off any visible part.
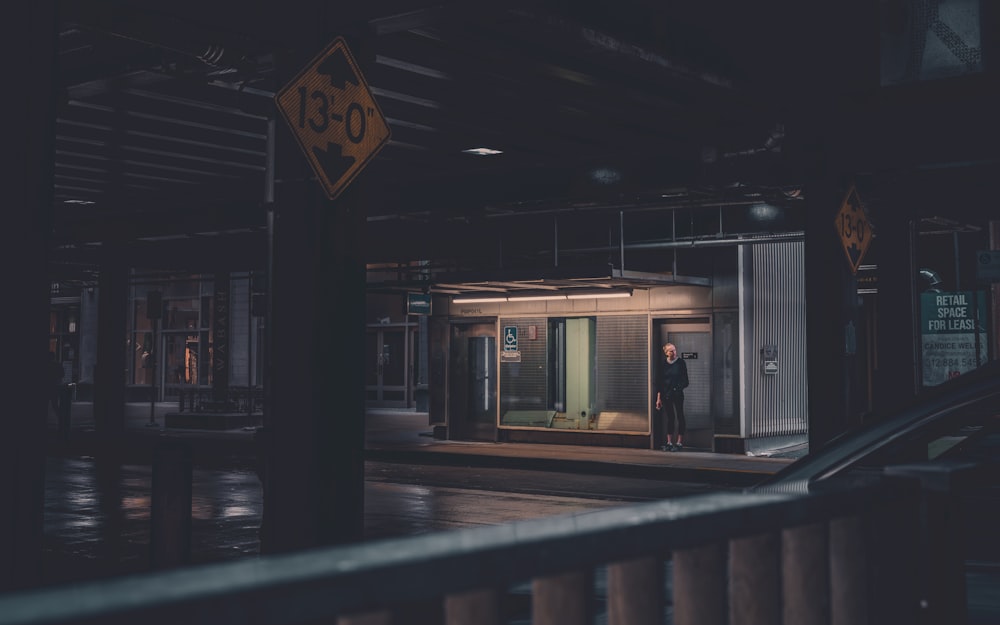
[49,304,80,382]
[917,218,994,386]
[500,315,648,432]
[128,274,214,390]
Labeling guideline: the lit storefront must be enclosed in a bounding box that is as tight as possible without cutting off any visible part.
[424,242,811,453]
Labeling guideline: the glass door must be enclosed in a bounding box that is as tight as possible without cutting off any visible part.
[365,325,411,408]
[163,332,201,393]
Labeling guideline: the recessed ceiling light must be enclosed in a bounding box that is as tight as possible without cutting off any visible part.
[589,167,621,184]
[462,147,503,156]
[748,202,782,221]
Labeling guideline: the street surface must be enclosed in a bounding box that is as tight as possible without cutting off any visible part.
[41,456,732,588]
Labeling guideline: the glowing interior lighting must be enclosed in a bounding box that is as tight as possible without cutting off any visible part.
[507,295,566,301]
[454,290,633,303]
[566,291,632,299]
[462,147,503,156]
[452,296,507,303]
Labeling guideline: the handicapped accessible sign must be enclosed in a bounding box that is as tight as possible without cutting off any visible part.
[503,326,518,352]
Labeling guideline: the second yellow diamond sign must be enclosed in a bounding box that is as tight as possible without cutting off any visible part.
[275,38,391,200]
[834,184,871,275]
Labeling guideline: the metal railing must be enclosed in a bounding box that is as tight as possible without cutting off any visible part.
[176,386,263,413]
[0,465,974,625]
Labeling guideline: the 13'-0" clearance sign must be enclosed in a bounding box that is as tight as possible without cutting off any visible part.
[834,184,871,274]
[276,38,391,200]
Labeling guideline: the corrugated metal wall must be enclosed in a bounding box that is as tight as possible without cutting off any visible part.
[596,315,648,417]
[496,315,648,431]
[745,242,809,438]
[499,318,548,412]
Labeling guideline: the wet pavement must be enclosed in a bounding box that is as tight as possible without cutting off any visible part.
[39,401,791,588]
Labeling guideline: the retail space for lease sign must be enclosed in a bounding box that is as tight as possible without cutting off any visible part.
[920,291,988,386]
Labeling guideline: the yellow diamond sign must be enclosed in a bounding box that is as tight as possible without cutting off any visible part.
[275,38,391,200]
[834,184,871,274]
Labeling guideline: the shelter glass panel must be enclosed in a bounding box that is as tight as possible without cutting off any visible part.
[499,315,648,432]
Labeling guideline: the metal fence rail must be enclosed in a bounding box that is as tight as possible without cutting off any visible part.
[176,386,263,413]
[0,473,937,625]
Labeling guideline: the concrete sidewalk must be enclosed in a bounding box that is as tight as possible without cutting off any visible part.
[48,402,794,486]
[364,409,793,487]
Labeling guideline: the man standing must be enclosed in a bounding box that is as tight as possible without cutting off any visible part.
[655,342,689,451]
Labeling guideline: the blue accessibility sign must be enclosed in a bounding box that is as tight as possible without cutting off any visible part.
[503,326,518,352]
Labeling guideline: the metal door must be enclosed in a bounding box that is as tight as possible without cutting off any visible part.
[655,320,712,446]
[448,322,497,441]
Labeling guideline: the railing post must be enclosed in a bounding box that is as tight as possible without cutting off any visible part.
[673,542,726,625]
[884,460,980,625]
[533,570,591,625]
[338,610,391,625]
[445,588,500,625]
[607,556,662,625]
[829,515,867,625]
[729,532,780,625]
[865,477,922,624]
[782,522,829,625]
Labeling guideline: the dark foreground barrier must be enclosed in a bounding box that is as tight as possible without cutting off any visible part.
[0,462,978,625]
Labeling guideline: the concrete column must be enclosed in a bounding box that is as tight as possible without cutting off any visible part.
[673,543,726,625]
[729,532,780,625]
[533,570,591,625]
[260,2,368,552]
[607,556,662,625]
[1,0,58,592]
[829,515,867,625]
[804,174,856,450]
[445,588,500,625]
[782,522,830,625]
[94,246,128,435]
[991,222,1000,360]
[872,176,920,411]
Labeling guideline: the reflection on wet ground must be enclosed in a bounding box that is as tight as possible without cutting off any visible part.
[42,456,620,588]
[43,457,264,586]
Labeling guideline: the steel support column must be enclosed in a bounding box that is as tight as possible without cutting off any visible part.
[1,0,58,592]
[94,245,128,435]
[261,2,368,552]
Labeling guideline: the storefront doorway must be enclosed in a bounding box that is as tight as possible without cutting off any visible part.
[448,322,497,441]
[654,319,712,449]
[365,323,413,408]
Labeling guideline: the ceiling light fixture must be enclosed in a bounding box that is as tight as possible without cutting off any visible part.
[508,295,566,302]
[462,147,503,156]
[452,295,508,303]
[453,289,633,303]
[589,167,622,184]
[566,290,633,299]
